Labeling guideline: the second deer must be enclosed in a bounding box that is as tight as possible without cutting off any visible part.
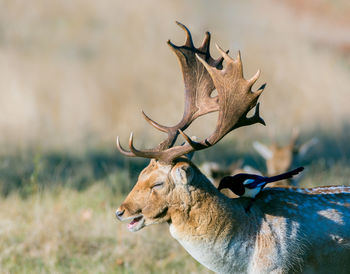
[253,130,318,186]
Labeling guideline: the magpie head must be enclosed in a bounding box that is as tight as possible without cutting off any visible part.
[218,175,245,196]
[218,176,232,191]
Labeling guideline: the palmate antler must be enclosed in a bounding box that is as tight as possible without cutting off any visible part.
[116,22,266,164]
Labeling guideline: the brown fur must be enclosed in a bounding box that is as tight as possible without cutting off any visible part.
[117,159,350,273]
[266,144,294,177]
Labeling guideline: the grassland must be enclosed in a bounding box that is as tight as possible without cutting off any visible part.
[0,0,350,273]
[0,185,211,273]
[1,136,350,273]
[0,138,350,273]
[0,0,349,148]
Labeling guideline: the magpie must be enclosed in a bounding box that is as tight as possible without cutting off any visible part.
[218,167,304,211]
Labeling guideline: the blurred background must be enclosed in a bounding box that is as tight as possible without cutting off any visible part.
[0,0,349,273]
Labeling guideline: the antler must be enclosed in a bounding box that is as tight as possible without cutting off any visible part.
[141,21,225,150]
[117,22,266,163]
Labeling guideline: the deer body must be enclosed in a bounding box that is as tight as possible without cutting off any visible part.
[117,160,350,273]
[114,23,350,273]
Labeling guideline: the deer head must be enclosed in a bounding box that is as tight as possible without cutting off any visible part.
[115,21,265,232]
[117,158,220,231]
[253,129,318,186]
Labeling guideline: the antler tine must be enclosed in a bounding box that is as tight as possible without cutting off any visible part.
[215,44,233,63]
[199,32,228,68]
[116,136,136,157]
[236,50,242,65]
[248,69,261,88]
[234,102,266,129]
[199,32,211,54]
[178,129,207,150]
[141,111,168,133]
[125,132,170,159]
[128,132,146,156]
[116,133,171,160]
[175,21,194,48]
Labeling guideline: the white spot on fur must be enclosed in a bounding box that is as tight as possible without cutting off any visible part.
[318,209,344,225]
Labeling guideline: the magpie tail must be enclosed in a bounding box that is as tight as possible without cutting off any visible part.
[265,167,304,183]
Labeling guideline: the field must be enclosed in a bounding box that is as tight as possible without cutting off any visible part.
[0,185,210,273]
[0,0,350,273]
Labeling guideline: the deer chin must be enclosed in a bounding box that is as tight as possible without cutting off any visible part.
[127,215,145,232]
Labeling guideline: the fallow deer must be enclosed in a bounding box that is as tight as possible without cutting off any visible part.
[200,161,243,184]
[253,130,318,187]
[200,161,262,198]
[115,22,350,273]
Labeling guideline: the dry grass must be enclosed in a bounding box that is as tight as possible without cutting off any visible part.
[0,184,210,273]
[0,0,350,273]
[0,0,349,149]
[0,155,349,273]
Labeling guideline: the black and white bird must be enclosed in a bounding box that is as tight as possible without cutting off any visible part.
[218,166,304,199]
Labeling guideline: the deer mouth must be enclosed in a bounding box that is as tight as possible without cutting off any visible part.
[127,215,145,232]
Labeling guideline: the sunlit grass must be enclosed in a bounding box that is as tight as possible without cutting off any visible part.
[0,184,209,273]
[0,0,350,272]
[0,0,349,147]
[2,123,350,197]
[0,139,349,273]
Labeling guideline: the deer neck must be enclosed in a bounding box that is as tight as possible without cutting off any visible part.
[168,176,255,273]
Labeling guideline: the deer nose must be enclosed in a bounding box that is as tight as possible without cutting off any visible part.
[115,209,125,220]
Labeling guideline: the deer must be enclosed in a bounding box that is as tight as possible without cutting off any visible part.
[115,22,350,273]
[200,161,263,198]
[253,130,318,187]
[200,129,317,190]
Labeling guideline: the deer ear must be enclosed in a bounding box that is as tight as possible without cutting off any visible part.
[298,137,319,159]
[170,162,194,185]
[253,141,273,160]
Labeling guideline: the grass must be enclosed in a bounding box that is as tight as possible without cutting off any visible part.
[0,125,349,273]
[0,0,350,272]
[1,123,350,197]
[0,184,210,273]
[0,128,350,272]
[0,0,349,148]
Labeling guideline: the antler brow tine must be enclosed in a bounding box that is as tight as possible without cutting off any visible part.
[116,136,136,157]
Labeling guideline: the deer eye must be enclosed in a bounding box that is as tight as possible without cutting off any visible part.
[151,182,164,190]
